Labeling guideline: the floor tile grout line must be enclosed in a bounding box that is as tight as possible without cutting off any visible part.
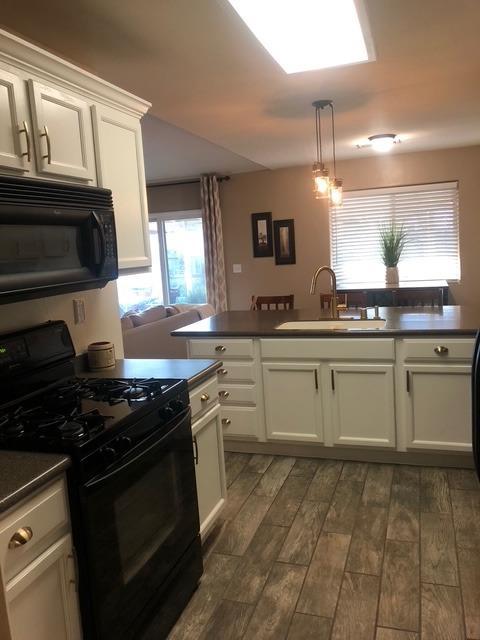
[448,482,469,640]
[373,464,393,637]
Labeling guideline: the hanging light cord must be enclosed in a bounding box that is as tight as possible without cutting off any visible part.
[329,102,337,177]
[315,106,323,165]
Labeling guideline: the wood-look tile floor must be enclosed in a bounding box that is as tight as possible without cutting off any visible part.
[168,455,480,640]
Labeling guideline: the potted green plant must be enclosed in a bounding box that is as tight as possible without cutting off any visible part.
[379,222,407,285]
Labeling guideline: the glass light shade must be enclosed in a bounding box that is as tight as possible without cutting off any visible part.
[368,134,397,153]
[330,178,343,206]
[313,163,330,198]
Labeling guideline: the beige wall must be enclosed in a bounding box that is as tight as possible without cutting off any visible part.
[0,282,124,357]
[220,145,480,310]
[147,182,201,213]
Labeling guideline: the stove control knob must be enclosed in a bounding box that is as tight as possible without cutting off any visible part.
[170,399,186,412]
[116,436,133,453]
[101,446,117,464]
[160,404,175,420]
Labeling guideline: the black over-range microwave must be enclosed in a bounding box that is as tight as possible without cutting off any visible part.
[0,175,118,304]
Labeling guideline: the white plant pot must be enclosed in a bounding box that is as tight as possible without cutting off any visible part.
[386,266,399,285]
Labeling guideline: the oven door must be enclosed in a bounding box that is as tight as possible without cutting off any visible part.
[0,205,117,303]
[80,409,200,640]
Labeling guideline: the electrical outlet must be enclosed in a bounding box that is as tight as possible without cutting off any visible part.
[233,264,242,273]
[73,299,86,324]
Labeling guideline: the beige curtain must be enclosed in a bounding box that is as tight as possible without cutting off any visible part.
[200,175,228,312]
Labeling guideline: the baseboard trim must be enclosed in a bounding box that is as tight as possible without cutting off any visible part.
[223,440,474,468]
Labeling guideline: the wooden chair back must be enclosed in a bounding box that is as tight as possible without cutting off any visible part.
[320,293,348,311]
[251,295,294,310]
[393,288,443,307]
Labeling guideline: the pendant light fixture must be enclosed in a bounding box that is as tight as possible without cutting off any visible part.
[311,99,343,206]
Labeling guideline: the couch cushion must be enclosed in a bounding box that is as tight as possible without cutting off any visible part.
[130,305,167,327]
[165,306,180,316]
[120,315,135,331]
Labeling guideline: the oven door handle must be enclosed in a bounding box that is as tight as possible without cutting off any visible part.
[91,211,106,275]
[85,408,191,491]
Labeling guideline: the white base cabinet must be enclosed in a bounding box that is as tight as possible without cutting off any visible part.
[6,534,81,640]
[0,477,82,640]
[403,364,472,451]
[188,335,474,455]
[262,362,323,443]
[189,375,227,540]
[327,363,396,448]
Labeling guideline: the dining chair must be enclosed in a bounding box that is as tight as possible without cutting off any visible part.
[251,294,294,310]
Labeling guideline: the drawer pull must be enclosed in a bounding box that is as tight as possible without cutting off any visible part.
[200,393,210,402]
[434,345,449,355]
[215,345,226,352]
[9,526,33,549]
[222,418,231,426]
[218,368,228,376]
[219,390,230,398]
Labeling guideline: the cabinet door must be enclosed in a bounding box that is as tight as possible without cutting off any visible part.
[192,404,227,539]
[6,534,82,640]
[262,362,323,442]
[93,104,151,269]
[0,68,32,172]
[28,80,96,181]
[403,364,472,451]
[328,363,396,448]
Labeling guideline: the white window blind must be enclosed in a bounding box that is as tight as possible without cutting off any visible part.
[330,182,460,287]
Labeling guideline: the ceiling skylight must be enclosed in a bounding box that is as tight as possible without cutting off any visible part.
[227,0,374,74]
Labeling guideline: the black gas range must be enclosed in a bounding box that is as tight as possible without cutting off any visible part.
[0,321,202,640]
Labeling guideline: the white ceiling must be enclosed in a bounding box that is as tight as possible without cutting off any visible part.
[2,0,480,180]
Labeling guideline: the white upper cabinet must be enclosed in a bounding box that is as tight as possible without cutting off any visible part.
[28,80,96,182]
[327,363,396,448]
[93,104,151,269]
[0,68,32,173]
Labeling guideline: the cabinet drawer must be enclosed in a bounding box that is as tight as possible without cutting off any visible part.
[0,478,69,582]
[216,361,256,383]
[190,376,219,421]
[260,338,395,361]
[403,338,474,362]
[218,384,256,406]
[189,339,254,359]
[220,407,259,439]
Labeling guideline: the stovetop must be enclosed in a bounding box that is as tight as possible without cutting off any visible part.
[0,376,187,454]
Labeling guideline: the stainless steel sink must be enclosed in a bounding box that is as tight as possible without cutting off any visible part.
[275,319,387,331]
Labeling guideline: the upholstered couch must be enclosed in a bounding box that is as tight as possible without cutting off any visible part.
[121,303,215,359]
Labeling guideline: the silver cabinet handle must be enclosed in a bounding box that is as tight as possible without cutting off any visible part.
[217,368,228,376]
[434,345,449,355]
[40,125,52,163]
[193,436,199,465]
[18,120,31,162]
[222,418,231,426]
[215,345,226,352]
[219,390,230,398]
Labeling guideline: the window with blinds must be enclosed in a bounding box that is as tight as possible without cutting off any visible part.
[330,182,460,287]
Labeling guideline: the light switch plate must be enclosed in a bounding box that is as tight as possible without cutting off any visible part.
[73,298,86,324]
[233,264,242,273]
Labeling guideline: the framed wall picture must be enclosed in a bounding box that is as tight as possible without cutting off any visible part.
[251,212,273,257]
[274,219,296,265]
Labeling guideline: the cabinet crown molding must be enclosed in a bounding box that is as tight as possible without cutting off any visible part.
[0,28,151,118]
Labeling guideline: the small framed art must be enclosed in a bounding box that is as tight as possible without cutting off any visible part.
[273,219,296,265]
[251,212,273,257]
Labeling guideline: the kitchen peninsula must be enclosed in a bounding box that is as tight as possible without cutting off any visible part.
[174,306,479,467]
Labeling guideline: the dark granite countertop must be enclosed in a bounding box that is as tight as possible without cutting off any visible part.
[0,451,70,513]
[77,358,222,388]
[173,306,480,338]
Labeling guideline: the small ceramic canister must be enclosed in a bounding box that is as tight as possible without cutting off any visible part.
[87,341,115,370]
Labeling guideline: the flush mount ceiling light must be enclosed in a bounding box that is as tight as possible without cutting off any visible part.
[357,134,401,153]
[312,100,343,206]
[226,0,375,74]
